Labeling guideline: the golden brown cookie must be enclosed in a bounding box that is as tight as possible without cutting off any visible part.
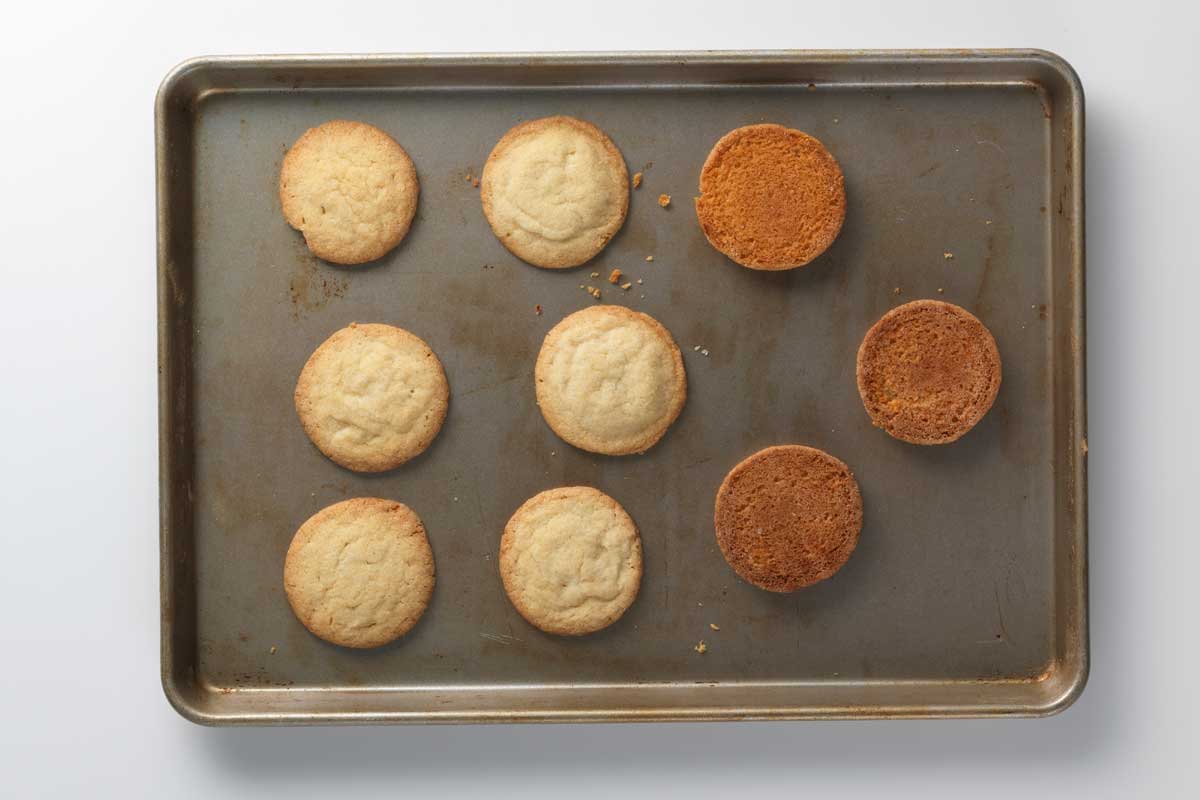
[499,486,642,635]
[857,300,1002,445]
[535,305,686,455]
[284,498,435,648]
[279,120,419,265]
[695,123,846,270]
[294,323,449,472]
[481,116,629,269]
[714,445,863,592]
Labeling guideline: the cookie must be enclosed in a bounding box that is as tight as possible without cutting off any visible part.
[279,120,419,265]
[499,486,642,635]
[695,123,846,270]
[857,300,1002,445]
[284,498,435,648]
[481,116,629,269]
[714,445,863,592]
[294,323,449,472]
[535,305,686,455]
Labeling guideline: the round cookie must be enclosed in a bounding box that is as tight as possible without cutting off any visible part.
[279,120,419,265]
[714,445,863,593]
[857,300,1002,445]
[499,486,642,636]
[481,116,629,269]
[535,305,686,455]
[294,323,449,472]
[284,498,435,648]
[695,123,846,270]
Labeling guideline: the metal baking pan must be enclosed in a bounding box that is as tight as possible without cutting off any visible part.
[156,50,1086,724]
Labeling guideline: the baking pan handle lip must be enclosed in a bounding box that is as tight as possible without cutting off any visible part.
[155,56,221,118]
[160,673,213,727]
[1034,654,1091,719]
[1023,48,1086,107]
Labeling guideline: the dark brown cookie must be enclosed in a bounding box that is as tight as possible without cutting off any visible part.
[714,445,863,592]
[857,300,1002,445]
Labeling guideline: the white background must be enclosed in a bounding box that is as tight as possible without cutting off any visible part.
[1,0,1195,796]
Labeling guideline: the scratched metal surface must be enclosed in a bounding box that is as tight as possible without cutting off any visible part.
[156,52,1086,723]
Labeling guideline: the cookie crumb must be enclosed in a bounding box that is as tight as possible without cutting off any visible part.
[621,282,632,290]
[588,287,602,299]
[1081,438,1088,455]
[694,640,707,654]
[943,251,954,260]
[645,255,654,262]
[937,287,945,294]
[893,287,902,295]
[608,268,622,284]
[464,173,473,183]
[590,271,599,278]
[535,304,543,315]
[636,279,643,285]
[985,219,993,225]
[269,646,277,655]
[632,172,643,189]
[701,348,709,357]
[579,284,585,290]
[693,345,702,352]
[709,623,720,631]
[658,194,671,208]
[698,601,703,607]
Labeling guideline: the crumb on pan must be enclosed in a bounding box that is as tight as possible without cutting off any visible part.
[590,271,599,278]
[943,251,954,260]
[588,286,602,299]
[269,645,277,655]
[632,171,643,189]
[893,287,902,295]
[694,640,707,654]
[636,278,643,285]
[709,623,720,631]
[621,282,632,291]
[658,194,671,208]
[937,287,945,294]
[645,255,654,262]
[535,304,543,315]
[693,345,702,352]
[472,178,480,188]
[609,268,622,284]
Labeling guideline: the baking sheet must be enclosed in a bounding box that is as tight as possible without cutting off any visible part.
[156,51,1087,724]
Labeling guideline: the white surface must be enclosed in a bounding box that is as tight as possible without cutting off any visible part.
[1,0,1196,796]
